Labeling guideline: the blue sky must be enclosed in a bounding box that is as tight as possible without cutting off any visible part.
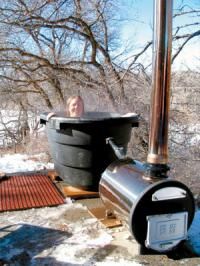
[121,0,153,43]
[119,0,200,70]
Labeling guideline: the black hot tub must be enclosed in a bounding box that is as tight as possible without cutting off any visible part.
[40,112,139,191]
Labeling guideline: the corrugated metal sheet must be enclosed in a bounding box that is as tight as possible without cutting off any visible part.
[0,174,65,212]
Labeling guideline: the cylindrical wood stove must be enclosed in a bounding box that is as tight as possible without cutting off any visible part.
[99,160,195,252]
[99,0,195,253]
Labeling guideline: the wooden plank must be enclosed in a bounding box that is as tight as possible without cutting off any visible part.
[88,206,122,228]
[0,171,6,179]
[47,170,60,181]
[58,184,99,199]
[47,171,99,199]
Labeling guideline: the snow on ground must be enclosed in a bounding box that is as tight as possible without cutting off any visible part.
[0,153,54,173]
[1,204,139,266]
[0,153,142,265]
[0,153,200,265]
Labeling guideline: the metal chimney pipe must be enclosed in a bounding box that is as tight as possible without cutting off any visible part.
[147,0,173,167]
[99,0,195,253]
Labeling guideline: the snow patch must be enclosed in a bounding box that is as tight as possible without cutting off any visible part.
[0,153,54,173]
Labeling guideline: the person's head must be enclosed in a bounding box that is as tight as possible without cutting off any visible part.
[66,95,84,117]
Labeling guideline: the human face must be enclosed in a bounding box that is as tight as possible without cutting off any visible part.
[68,97,84,117]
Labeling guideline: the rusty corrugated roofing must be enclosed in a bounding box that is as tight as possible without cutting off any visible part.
[0,174,65,212]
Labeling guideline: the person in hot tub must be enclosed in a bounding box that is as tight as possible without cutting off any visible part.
[65,96,135,118]
[66,95,84,117]
[46,95,136,120]
[46,95,85,120]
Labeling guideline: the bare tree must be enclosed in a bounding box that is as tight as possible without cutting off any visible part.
[0,0,199,110]
[0,0,199,181]
[0,0,129,111]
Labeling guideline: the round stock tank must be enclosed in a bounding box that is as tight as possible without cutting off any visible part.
[40,112,139,191]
